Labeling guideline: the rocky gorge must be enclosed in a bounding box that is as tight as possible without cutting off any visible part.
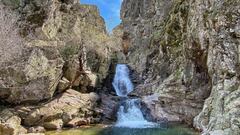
[0,0,239,135]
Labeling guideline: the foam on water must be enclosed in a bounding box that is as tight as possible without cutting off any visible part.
[112,64,158,128]
[115,99,157,128]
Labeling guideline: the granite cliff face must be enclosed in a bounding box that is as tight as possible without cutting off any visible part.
[0,0,117,104]
[121,0,240,135]
[0,0,239,135]
[0,0,119,134]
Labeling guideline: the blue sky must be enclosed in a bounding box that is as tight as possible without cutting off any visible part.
[81,0,122,32]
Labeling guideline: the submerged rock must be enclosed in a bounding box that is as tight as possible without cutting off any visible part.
[28,126,46,133]
[20,133,45,135]
[43,119,63,130]
[19,133,45,135]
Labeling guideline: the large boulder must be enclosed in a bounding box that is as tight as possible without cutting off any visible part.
[23,89,101,128]
[0,3,64,104]
[0,46,64,104]
[0,0,117,104]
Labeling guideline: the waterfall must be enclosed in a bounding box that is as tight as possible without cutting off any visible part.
[116,99,157,128]
[112,64,133,96]
[112,64,157,128]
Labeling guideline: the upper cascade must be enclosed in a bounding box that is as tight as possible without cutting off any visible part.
[112,64,134,96]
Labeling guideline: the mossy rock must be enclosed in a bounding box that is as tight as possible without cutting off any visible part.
[1,0,20,9]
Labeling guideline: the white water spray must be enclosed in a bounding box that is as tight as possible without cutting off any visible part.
[112,64,133,96]
[112,64,157,128]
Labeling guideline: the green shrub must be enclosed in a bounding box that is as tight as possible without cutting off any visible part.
[1,0,20,8]
[60,44,79,61]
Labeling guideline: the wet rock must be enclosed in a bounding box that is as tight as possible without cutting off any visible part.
[99,93,120,122]
[66,118,88,127]
[28,126,46,133]
[43,119,63,130]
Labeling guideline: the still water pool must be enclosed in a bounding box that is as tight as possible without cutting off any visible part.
[46,124,199,135]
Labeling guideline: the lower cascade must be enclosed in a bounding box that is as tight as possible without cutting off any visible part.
[112,64,157,128]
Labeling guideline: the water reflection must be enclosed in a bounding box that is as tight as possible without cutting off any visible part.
[46,124,199,135]
[102,127,196,135]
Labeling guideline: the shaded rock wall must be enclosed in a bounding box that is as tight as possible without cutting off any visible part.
[121,0,240,134]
